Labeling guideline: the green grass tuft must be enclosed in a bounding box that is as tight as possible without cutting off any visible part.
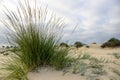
[112,53,120,59]
[1,0,71,79]
[0,56,28,80]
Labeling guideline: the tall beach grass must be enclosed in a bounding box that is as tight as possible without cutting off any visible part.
[0,56,28,80]
[1,0,71,79]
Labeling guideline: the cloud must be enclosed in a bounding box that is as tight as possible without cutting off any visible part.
[0,0,120,45]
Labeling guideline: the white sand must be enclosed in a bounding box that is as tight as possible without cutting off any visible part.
[0,44,120,80]
[28,68,86,80]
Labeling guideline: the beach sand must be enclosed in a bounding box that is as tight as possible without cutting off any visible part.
[0,44,120,80]
[28,67,86,80]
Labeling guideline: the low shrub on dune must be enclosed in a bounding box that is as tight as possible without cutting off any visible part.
[101,38,120,48]
[74,42,83,48]
[60,42,69,47]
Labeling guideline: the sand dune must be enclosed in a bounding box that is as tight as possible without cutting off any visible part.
[0,44,120,80]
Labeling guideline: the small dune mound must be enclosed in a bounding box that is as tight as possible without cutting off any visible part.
[101,38,120,48]
[89,44,101,48]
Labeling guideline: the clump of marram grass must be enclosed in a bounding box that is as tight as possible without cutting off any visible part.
[112,68,120,76]
[70,54,107,76]
[3,0,71,70]
[52,47,72,69]
[0,56,28,80]
[1,0,71,79]
[71,60,88,75]
[112,53,120,59]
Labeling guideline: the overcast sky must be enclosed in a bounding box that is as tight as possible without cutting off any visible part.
[0,0,120,45]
